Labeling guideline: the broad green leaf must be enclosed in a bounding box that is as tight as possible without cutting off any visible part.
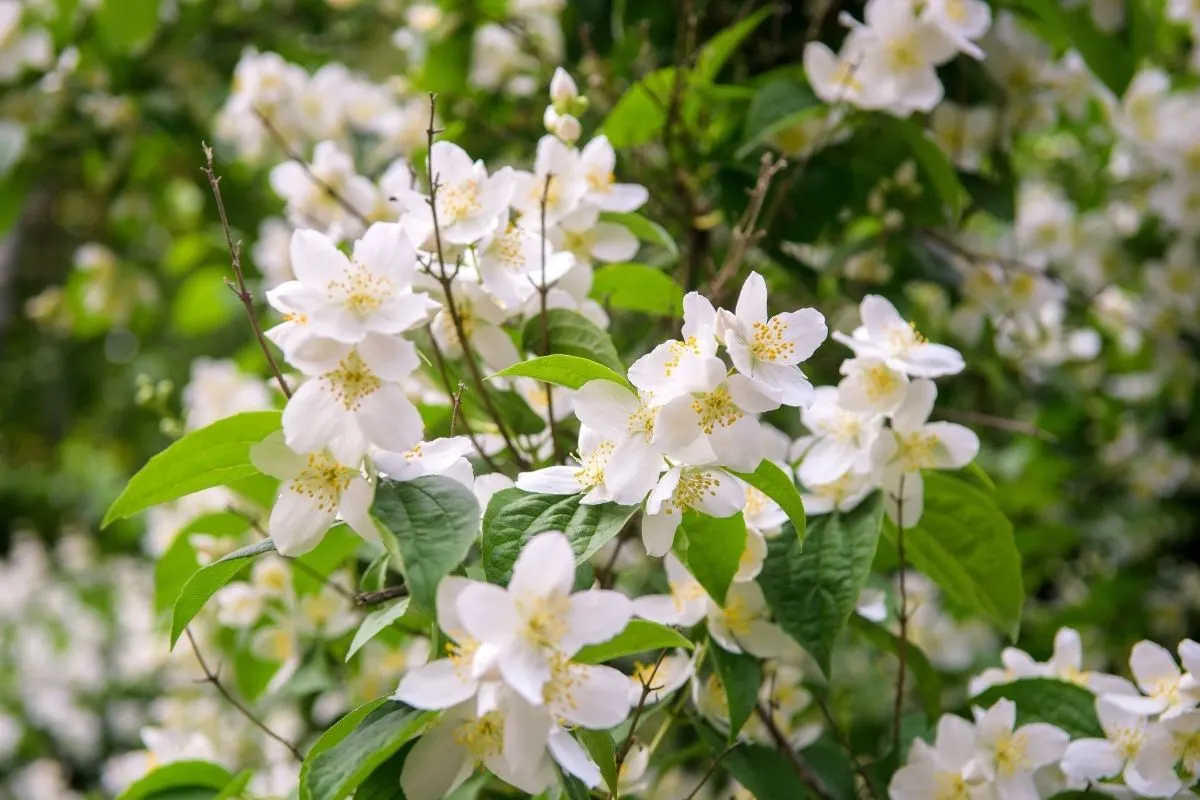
[300,701,433,800]
[578,729,619,795]
[95,0,161,53]
[600,212,679,259]
[849,615,942,719]
[103,411,282,527]
[214,771,254,800]
[888,473,1023,639]
[801,736,858,800]
[491,354,633,391]
[695,718,808,800]
[737,80,820,158]
[892,119,968,222]
[969,678,1103,739]
[758,494,884,674]
[678,511,748,605]
[116,760,232,800]
[521,309,624,373]
[293,524,360,596]
[710,644,762,739]
[481,489,637,585]
[603,68,677,148]
[573,619,694,664]
[298,698,388,797]
[592,262,685,317]
[694,6,774,82]
[731,460,807,542]
[371,476,479,614]
[154,512,250,615]
[170,540,276,647]
[346,599,411,662]
[354,745,414,800]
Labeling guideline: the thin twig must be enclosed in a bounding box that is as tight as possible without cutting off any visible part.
[753,704,834,799]
[615,649,668,772]
[424,329,502,472]
[595,520,636,590]
[450,381,466,437]
[683,743,736,800]
[227,505,355,602]
[355,585,409,606]
[202,144,292,399]
[537,172,563,464]
[937,408,1057,442]
[893,474,908,754]
[812,693,880,799]
[185,629,304,761]
[251,108,370,226]
[709,153,788,303]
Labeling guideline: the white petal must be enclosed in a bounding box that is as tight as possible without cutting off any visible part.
[503,694,552,774]
[891,379,937,432]
[798,437,859,488]
[692,470,746,517]
[861,295,906,342]
[268,489,335,556]
[395,660,478,709]
[926,422,979,469]
[547,728,601,786]
[357,333,421,381]
[1130,640,1181,693]
[498,638,553,706]
[903,342,965,378]
[339,476,380,543]
[250,431,304,480]
[516,466,583,495]
[557,664,633,728]
[1015,723,1069,767]
[560,591,633,655]
[590,223,639,262]
[605,437,665,507]
[640,511,679,558]
[281,380,347,454]
[356,384,424,453]
[509,531,576,600]
[573,381,639,437]
[291,229,350,285]
[1061,738,1123,782]
[735,272,769,327]
[400,716,474,800]
[354,222,415,285]
[437,576,473,637]
[457,582,518,645]
[631,593,685,626]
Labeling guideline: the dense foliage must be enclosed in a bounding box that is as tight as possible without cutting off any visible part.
[3,0,1200,799]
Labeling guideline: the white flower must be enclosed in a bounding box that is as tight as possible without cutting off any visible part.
[1129,709,1200,797]
[889,713,983,800]
[852,0,960,114]
[716,272,827,407]
[833,294,965,378]
[269,141,375,241]
[837,356,909,416]
[631,553,708,627]
[250,432,378,556]
[1061,697,1167,795]
[427,279,522,372]
[798,471,877,516]
[641,465,745,556]
[707,581,793,658]
[280,333,424,460]
[375,437,475,487]
[625,649,694,705]
[803,36,876,107]
[578,135,648,213]
[742,478,788,536]
[475,219,573,310]
[627,293,721,402]
[921,0,991,58]
[214,583,264,628]
[268,225,437,345]
[454,531,633,704]
[971,699,1069,798]
[549,67,579,108]
[874,380,979,526]
[550,205,639,266]
[1103,639,1200,718]
[969,628,1138,697]
[516,427,636,505]
[511,135,587,224]
[796,386,882,489]
[399,141,515,245]
[570,379,665,504]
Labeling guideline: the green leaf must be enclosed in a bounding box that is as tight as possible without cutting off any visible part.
[491,354,633,391]
[678,512,747,604]
[578,729,619,795]
[214,771,254,800]
[693,6,774,82]
[887,472,1023,639]
[592,262,685,317]
[116,761,232,800]
[1012,0,1134,95]
[346,599,411,662]
[170,266,239,336]
[968,678,1103,739]
[738,80,820,159]
[154,511,250,615]
[299,698,388,796]
[603,68,677,148]
[372,476,480,614]
[170,540,276,647]
[849,615,942,719]
[757,494,883,674]
[293,524,359,596]
[361,552,390,592]
[95,0,161,53]
[1048,792,1112,800]
[710,645,762,739]
[731,460,807,542]
[962,461,997,492]
[695,719,808,800]
[573,619,694,664]
[892,119,968,222]
[481,489,637,585]
[600,212,679,260]
[521,309,624,373]
[103,411,282,528]
[801,736,858,800]
[300,701,433,800]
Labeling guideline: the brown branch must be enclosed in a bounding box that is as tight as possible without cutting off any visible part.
[424,330,502,472]
[449,381,466,437]
[753,704,835,799]
[615,649,668,774]
[812,694,880,799]
[936,408,1057,442]
[185,629,304,761]
[202,144,292,400]
[355,585,409,607]
[683,743,736,800]
[251,108,370,226]
[709,153,788,303]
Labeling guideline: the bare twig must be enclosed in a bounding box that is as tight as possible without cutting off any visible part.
[683,743,736,800]
[251,108,370,226]
[595,520,636,590]
[754,704,835,799]
[937,408,1057,442]
[185,629,304,761]
[355,585,409,607]
[615,649,668,773]
[449,381,466,437]
[202,144,292,400]
[812,693,881,799]
[893,474,908,753]
[709,153,788,303]
[424,329,502,472]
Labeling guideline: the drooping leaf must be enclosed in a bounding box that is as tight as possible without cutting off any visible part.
[758,494,884,674]
[481,489,637,585]
[371,476,480,615]
[678,511,748,605]
[849,615,942,719]
[346,599,411,662]
[103,411,282,527]
[491,354,633,391]
[592,262,685,317]
[578,729,619,795]
[887,473,1023,639]
[115,760,232,800]
[573,619,694,664]
[731,460,807,542]
[300,701,433,800]
[520,309,624,373]
[709,644,763,739]
[968,678,1103,739]
[170,540,276,647]
[298,698,388,795]
[154,511,250,614]
[693,6,775,82]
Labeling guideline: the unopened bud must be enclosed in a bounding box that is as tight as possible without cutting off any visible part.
[543,105,560,134]
[554,114,581,145]
[550,67,578,109]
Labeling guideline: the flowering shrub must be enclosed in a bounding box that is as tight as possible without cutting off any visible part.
[4,0,1200,799]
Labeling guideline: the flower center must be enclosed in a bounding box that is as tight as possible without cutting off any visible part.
[945,0,968,24]
[1113,725,1143,759]
[744,486,767,520]
[662,336,703,377]
[573,441,614,490]
[517,591,571,648]
[898,431,941,470]
[626,405,655,441]
[453,711,504,762]
[994,732,1029,777]
[331,265,394,317]
[324,351,383,410]
[691,385,743,434]
[722,594,755,637]
[670,579,706,611]
[439,179,481,223]
[669,470,722,513]
[884,33,925,72]
[291,453,355,511]
[863,364,899,400]
[488,225,527,269]
[933,771,972,800]
[750,317,795,363]
[887,321,926,354]
[587,168,614,193]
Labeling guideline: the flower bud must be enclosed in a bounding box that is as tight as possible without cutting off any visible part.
[550,67,578,109]
[543,105,560,133]
[553,114,581,145]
